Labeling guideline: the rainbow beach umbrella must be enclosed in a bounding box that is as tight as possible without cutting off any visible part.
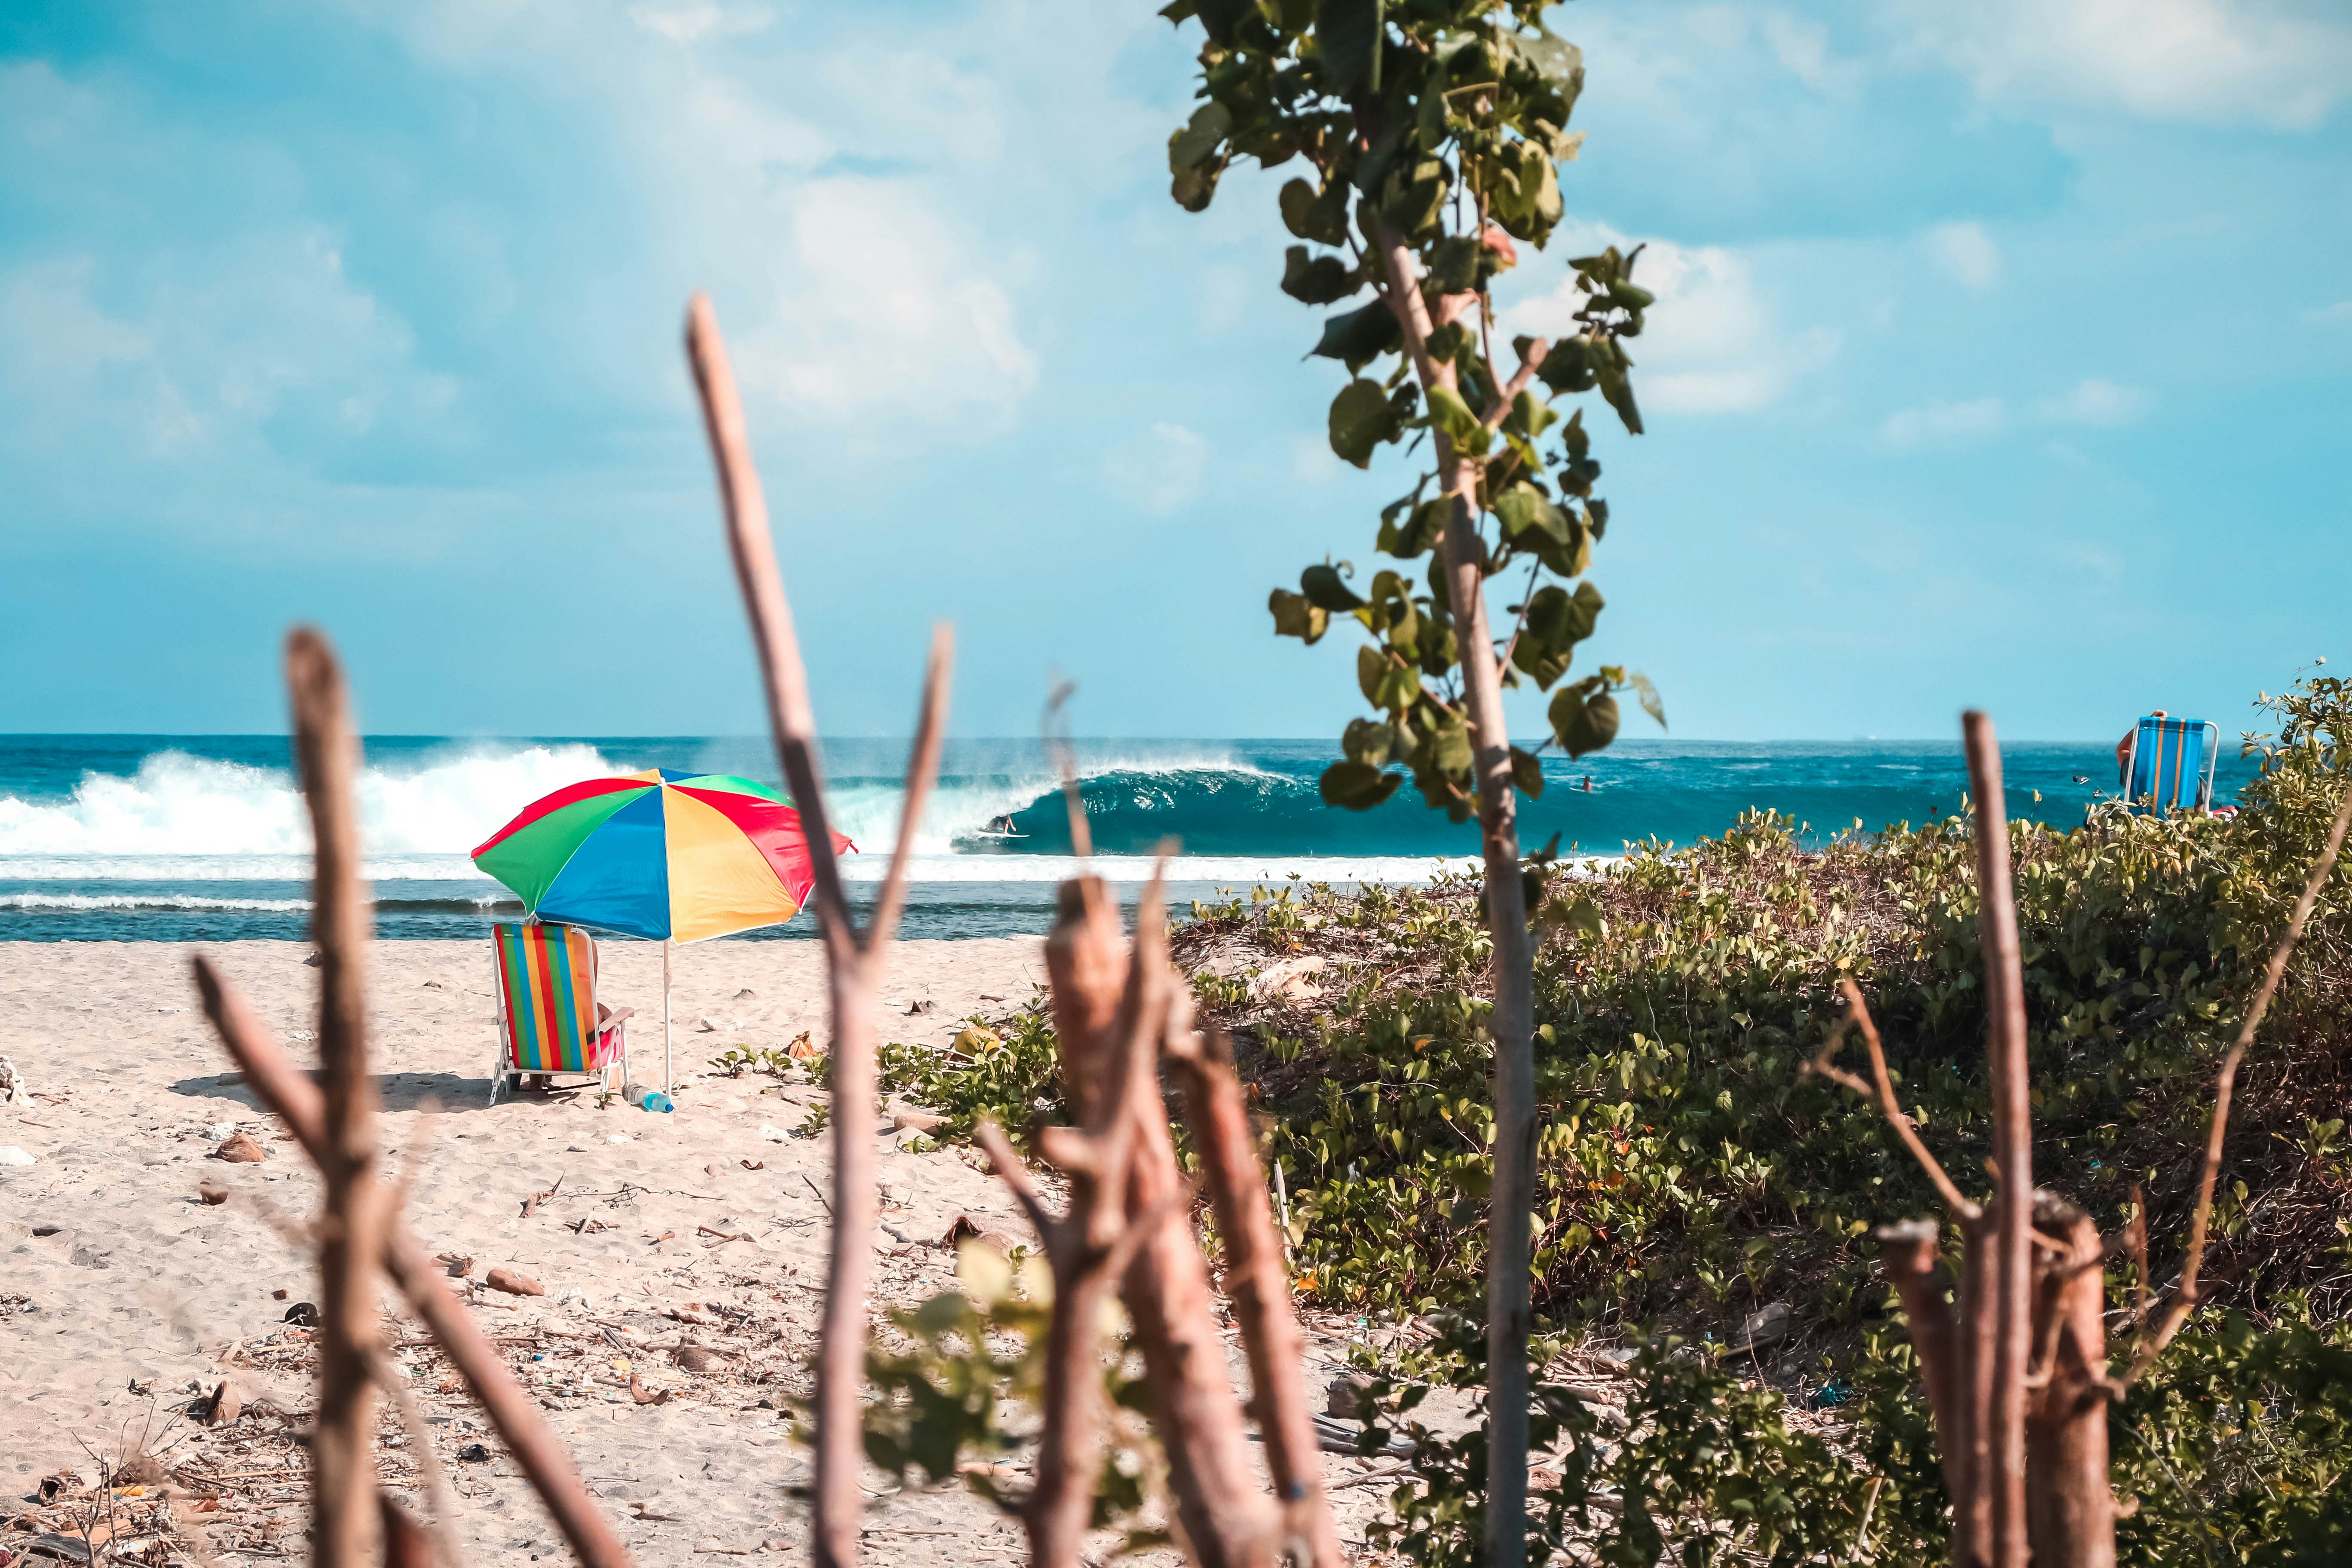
[470,769,854,1090]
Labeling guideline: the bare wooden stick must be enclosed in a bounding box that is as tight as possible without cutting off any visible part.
[191,959,635,1568]
[1166,1025,1344,1568]
[1873,1222,1968,1528]
[971,1112,1137,1568]
[684,292,853,966]
[380,1494,434,1568]
[2022,1194,2114,1568]
[1963,710,2032,1568]
[686,291,955,1568]
[1808,982,1984,1225]
[2127,783,2352,1379]
[865,627,954,951]
[1111,892,1274,1568]
[286,629,384,1568]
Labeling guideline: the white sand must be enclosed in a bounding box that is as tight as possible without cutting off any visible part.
[0,939,1405,1564]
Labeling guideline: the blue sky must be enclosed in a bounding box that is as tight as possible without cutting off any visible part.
[0,0,2346,741]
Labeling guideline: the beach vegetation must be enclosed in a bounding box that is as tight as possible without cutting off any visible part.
[886,674,2352,1562]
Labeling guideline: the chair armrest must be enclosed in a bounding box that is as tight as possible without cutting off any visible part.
[602,1006,637,1023]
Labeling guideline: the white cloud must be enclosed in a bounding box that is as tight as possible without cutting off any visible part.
[340,0,1165,435]
[0,234,455,465]
[736,179,1037,426]
[1925,222,2001,291]
[2041,377,2151,426]
[1761,14,1867,97]
[1892,0,2352,130]
[1102,422,1208,514]
[2309,300,2352,323]
[1882,398,2008,447]
[1290,433,1339,486]
[1501,223,1836,416]
[628,2,773,44]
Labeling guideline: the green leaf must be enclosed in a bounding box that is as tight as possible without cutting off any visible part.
[1281,245,1359,306]
[1311,302,1401,372]
[1628,669,1668,729]
[1537,337,1596,394]
[1157,0,1197,20]
[1328,377,1403,468]
[1167,100,1231,172]
[1300,562,1366,612]
[1320,759,1402,811]
[1190,0,1259,46]
[1170,158,1224,213]
[1429,234,1483,294]
[1341,717,1399,766]
[1277,178,1350,247]
[1424,320,1474,364]
[1357,644,1420,710]
[1510,745,1545,799]
[1268,588,1328,645]
[1316,0,1381,98]
[1549,687,1620,759]
[1424,384,1483,450]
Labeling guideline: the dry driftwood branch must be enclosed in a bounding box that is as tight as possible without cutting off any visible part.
[2023,1195,2114,1568]
[1963,710,2033,1568]
[1109,893,1274,1568]
[685,289,955,1568]
[1166,1026,1344,1568]
[285,628,385,1568]
[1873,1222,1968,1514]
[191,959,635,1568]
[1810,980,1984,1225]
[2125,784,2352,1380]
[971,882,1148,1568]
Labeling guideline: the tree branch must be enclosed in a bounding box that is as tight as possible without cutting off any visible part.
[286,628,383,1568]
[1805,980,1984,1225]
[2125,782,2352,1381]
[1167,1025,1345,1568]
[1482,337,1549,428]
[862,624,954,953]
[1964,710,2034,1568]
[685,291,856,968]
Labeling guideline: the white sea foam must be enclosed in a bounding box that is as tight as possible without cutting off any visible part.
[0,745,1300,867]
[0,892,314,913]
[0,744,625,858]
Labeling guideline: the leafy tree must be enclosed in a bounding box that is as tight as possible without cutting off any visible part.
[1157,2,1656,1557]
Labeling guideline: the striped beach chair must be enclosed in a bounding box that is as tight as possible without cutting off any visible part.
[487,921,631,1105]
[2122,716,2220,813]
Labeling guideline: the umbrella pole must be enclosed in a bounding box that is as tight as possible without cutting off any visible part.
[663,939,674,1095]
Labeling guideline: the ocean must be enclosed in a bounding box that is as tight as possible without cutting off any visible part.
[0,735,2254,943]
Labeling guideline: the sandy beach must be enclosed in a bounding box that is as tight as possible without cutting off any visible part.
[0,937,1411,1565]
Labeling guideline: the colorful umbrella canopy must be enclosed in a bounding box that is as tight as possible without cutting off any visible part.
[470,769,853,943]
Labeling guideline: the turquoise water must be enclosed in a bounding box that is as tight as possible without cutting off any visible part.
[0,734,2251,942]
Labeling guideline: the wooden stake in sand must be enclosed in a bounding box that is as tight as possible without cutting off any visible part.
[286,628,386,1568]
[685,292,951,1568]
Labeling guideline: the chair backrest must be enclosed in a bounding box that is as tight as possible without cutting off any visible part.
[2126,717,2219,812]
[492,922,601,1072]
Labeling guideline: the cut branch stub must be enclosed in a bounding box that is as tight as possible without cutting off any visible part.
[2023,1193,2115,1568]
[1169,1026,1344,1568]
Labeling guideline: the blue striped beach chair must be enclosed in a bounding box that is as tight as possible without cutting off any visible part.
[2121,716,2220,813]
[487,921,631,1104]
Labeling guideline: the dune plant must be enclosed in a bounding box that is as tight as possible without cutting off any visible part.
[1157,4,1659,1555]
